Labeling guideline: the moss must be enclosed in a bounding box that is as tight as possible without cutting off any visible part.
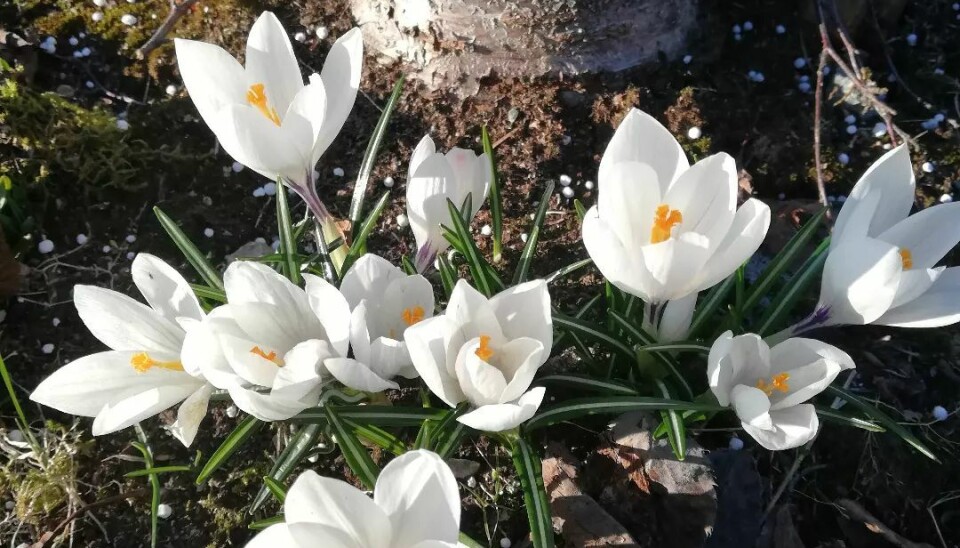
[197,492,249,548]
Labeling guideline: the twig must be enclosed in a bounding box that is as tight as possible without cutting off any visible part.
[813,48,830,209]
[32,489,151,547]
[136,0,200,60]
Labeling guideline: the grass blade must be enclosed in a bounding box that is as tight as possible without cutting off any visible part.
[513,182,555,285]
[341,190,391,275]
[481,125,504,263]
[154,206,224,291]
[552,312,634,360]
[349,420,407,456]
[263,477,288,504]
[687,275,736,340]
[525,396,724,432]
[124,465,192,478]
[132,429,159,548]
[544,258,592,284]
[276,178,301,285]
[444,198,493,296]
[755,237,830,335]
[324,405,380,489]
[250,423,322,513]
[291,405,446,426]
[248,515,284,530]
[196,415,264,484]
[535,374,639,396]
[510,437,555,548]
[608,310,694,400]
[437,254,457,299]
[189,283,226,303]
[655,379,686,460]
[350,75,405,229]
[815,406,885,433]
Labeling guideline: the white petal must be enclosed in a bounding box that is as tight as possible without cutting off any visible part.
[496,337,545,404]
[349,302,374,366]
[638,232,711,302]
[229,302,305,357]
[455,340,507,406]
[323,358,398,392]
[210,103,308,184]
[283,80,328,166]
[768,337,855,375]
[368,337,414,379]
[597,161,661,251]
[724,333,771,385]
[888,267,941,309]
[582,206,653,300]
[742,404,819,451]
[489,280,553,351]
[340,254,404,309]
[380,274,436,338]
[408,135,436,183]
[74,285,184,353]
[92,378,203,436]
[730,384,773,431]
[284,470,392,546]
[405,316,465,407]
[444,148,487,217]
[877,201,960,268]
[374,450,461,547]
[599,108,688,194]
[174,38,247,131]
[304,274,351,357]
[245,523,299,548]
[446,279,503,342]
[225,261,309,310]
[833,144,914,243]
[818,237,902,325]
[706,331,736,407]
[876,267,960,327]
[287,522,364,547]
[273,339,335,401]
[693,198,771,292]
[131,253,204,323]
[228,382,318,422]
[662,152,736,248]
[406,153,457,253]
[181,309,245,388]
[657,292,697,342]
[245,11,303,116]
[457,387,545,432]
[312,28,363,163]
[169,383,212,447]
[219,331,283,387]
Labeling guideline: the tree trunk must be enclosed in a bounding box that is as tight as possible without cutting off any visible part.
[350,0,698,94]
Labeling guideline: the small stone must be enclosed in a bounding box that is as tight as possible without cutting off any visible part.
[872,122,888,138]
[687,126,702,140]
[844,114,856,124]
[467,476,477,488]
[846,125,857,135]
[4,501,13,510]
[933,406,948,421]
[793,57,806,69]
[52,317,60,327]
[41,343,55,354]
[93,0,106,5]
[157,504,173,519]
[73,51,83,58]
[940,194,953,203]
[396,214,409,228]
[922,161,935,173]
[935,113,946,122]
[69,36,79,46]
[500,539,512,548]
[561,186,574,198]
[934,67,945,76]
[85,81,94,89]
[81,47,92,56]
[797,82,811,93]
[953,2,959,10]
[91,11,103,22]
[125,234,136,243]
[231,161,244,173]
[226,405,239,418]
[120,14,138,25]
[732,24,742,34]
[562,134,572,145]
[480,224,492,236]
[559,174,572,186]
[333,167,345,177]
[8,430,23,443]
[743,21,754,31]
[383,176,395,188]
[315,26,329,39]
[38,239,55,254]
[253,187,266,197]
[775,24,786,34]
[584,180,594,190]
[102,245,112,253]
[116,119,130,131]
[126,251,135,260]
[165,84,177,96]
[837,195,847,203]
[520,233,529,243]
[906,33,917,46]
[203,228,215,238]
[778,192,786,200]
[682,54,693,64]
[837,153,850,165]
[263,182,278,196]
[294,31,307,43]
[729,437,744,450]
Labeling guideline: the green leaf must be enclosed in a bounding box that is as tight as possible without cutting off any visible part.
[196,415,264,484]
[687,274,736,339]
[552,312,634,360]
[824,386,938,462]
[251,423,322,513]
[434,422,467,459]
[458,532,486,548]
[481,125,504,263]
[154,206,224,291]
[525,396,724,432]
[349,420,407,456]
[189,283,226,303]
[401,255,417,275]
[755,237,830,335]
[655,380,686,460]
[324,405,380,489]
[437,254,457,299]
[263,477,288,503]
[742,207,827,315]
[0,355,39,450]
[291,405,446,426]
[341,190,391,275]
[608,310,694,400]
[132,430,160,548]
[815,406,885,433]
[248,515,284,530]
[510,437,555,548]
[444,198,494,296]
[551,294,602,351]
[350,75,405,228]
[276,178,301,285]
[124,465,192,478]
[513,182,555,285]
[544,258,592,284]
[535,374,639,396]
[573,199,587,221]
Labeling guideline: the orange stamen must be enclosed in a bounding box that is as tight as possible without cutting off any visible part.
[475,335,494,362]
[899,248,913,270]
[246,83,281,126]
[401,306,425,327]
[250,346,283,366]
[129,352,184,373]
[756,373,790,396]
[650,204,683,244]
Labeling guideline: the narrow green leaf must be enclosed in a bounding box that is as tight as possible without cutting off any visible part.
[124,465,192,478]
[434,421,467,459]
[510,437,555,548]
[815,406,885,433]
[276,178,301,285]
[350,75,405,228]
[573,199,586,221]
[251,423,322,513]
[189,283,226,303]
[401,255,417,275]
[196,415,264,484]
[263,476,288,503]
[553,312,634,360]
[513,182,555,285]
[248,516,284,530]
[824,386,938,462]
[444,199,493,296]
[349,420,407,456]
[755,237,830,335]
[437,254,457,299]
[0,355,38,450]
[132,431,159,548]
[291,405,446,426]
[525,396,724,432]
[608,310,694,400]
[551,294,602,351]
[154,206,224,291]
[687,274,736,339]
[544,258,592,284]
[459,533,486,548]
[324,405,380,489]
[481,125,504,263]
[341,190,391,275]
[655,380,686,460]
[535,374,639,396]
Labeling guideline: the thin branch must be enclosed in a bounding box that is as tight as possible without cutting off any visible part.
[135,0,200,60]
[813,48,830,209]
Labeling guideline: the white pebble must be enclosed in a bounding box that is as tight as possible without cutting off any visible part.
[38,239,55,254]
[253,187,266,198]
[41,343,55,354]
[933,406,948,421]
[203,228,214,238]
[837,153,850,165]
[165,84,177,96]
[93,0,106,5]
[846,125,857,135]
[797,82,811,93]
[81,47,91,56]
[500,538,512,548]
[125,234,136,243]
[156,504,172,519]
[294,31,307,43]
[584,180,594,190]
[743,21,753,31]
[775,24,786,34]
[935,113,946,122]
[4,501,13,510]
[263,182,278,196]
[8,430,23,442]
[120,14,138,25]
[940,194,953,203]
[562,134,572,145]
[793,57,806,69]
[102,245,112,253]
[116,119,130,131]
[315,26,329,39]
[255,237,267,244]
[934,67,945,76]
[520,233,529,243]
[561,186,574,199]
[91,11,103,21]
[954,2,959,10]
[729,437,744,450]
[69,37,79,46]
[777,192,786,200]
[480,224,492,236]
[922,161,935,173]
[52,317,60,327]
[396,214,409,228]
[231,161,244,173]
[559,174,572,186]
[872,122,887,138]
[906,33,917,46]
[687,126,702,140]
[73,51,83,58]
[844,114,856,124]
[732,24,742,34]
[126,251,135,260]
[226,405,239,418]
[383,176,395,188]
[921,119,939,131]
[85,81,94,89]
[333,167,345,177]
[466,476,477,488]
[682,54,693,65]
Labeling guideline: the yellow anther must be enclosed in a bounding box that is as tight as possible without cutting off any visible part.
[899,248,913,270]
[129,352,184,373]
[756,373,790,396]
[401,306,425,327]
[246,83,281,126]
[475,335,494,362]
[250,346,283,366]
[650,204,683,244]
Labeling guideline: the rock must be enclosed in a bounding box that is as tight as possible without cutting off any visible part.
[707,449,764,547]
[560,90,588,107]
[444,458,480,479]
[758,506,806,548]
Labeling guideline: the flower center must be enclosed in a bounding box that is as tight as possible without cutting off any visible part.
[756,373,790,396]
[899,248,913,270]
[650,204,683,244]
[250,345,284,366]
[475,335,494,361]
[401,306,425,327]
[246,83,281,126]
[129,352,184,373]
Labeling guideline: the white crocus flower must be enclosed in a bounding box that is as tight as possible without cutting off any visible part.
[247,449,460,548]
[406,135,492,272]
[340,254,435,380]
[182,262,396,422]
[799,145,960,331]
[404,279,552,432]
[582,108,771,304]
[707,331,854,450]
[174,12,362,222]
[31,254,211,447]
[651,292,698,342]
